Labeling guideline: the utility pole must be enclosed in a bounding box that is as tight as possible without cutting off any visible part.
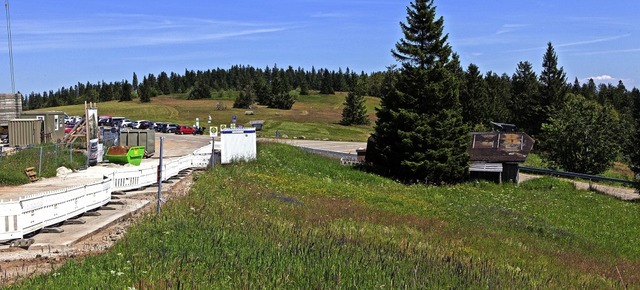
[4,0,15,93]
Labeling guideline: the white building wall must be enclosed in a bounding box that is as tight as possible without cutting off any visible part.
[220,128,256,164]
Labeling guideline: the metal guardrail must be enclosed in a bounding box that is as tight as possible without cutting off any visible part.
[298,147,355,160]
[519,166,638,186]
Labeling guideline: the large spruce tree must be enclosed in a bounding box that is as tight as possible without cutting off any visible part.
[510,61,539,133]
[368,0,468,184]
[537,42,568,136]
[460,64,489,126]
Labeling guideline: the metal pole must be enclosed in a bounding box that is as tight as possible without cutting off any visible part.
[38,146,43,175]
[208,136,215,168]
[157,136,164,214]
[5,0,15,94]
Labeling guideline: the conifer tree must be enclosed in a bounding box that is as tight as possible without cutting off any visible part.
[299,78,310,95]
[368,0,468,184]
[537,42,568,135]
[510,61,539,133]
[269,73,295,109]
[233,85,255,109]
[460,64,488,126]
[319,69,335,94]
[132,72,138,91]
[120,80,133,102]
[341,79,370,125]
[187,80,211,100]
[627,88,640,174]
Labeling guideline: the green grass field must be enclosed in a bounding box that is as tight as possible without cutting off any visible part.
[9,143,639,289]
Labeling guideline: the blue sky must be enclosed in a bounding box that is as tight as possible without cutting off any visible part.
[0,0,638,94]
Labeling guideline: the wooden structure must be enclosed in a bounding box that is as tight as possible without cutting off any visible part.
[24,167,38,182]
[63,118,86,146]
[0,93,22,128]
[468,123,535,183]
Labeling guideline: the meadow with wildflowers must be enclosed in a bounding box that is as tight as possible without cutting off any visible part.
[9,142,640,289]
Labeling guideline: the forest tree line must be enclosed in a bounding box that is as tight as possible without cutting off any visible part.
[21,46,640,176]
[22,60,639,133]
[22,66,388,110]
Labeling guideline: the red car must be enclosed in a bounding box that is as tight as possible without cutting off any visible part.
[175,125,195,135]
[64,123,76,134]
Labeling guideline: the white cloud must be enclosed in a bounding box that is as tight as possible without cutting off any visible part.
[581,75,615,83]
[573,47,640,56]
[556,34,631,48]
[10,14,293,52]
[495,24,528,35]
[592,75,614,81]
[311,12,349,18]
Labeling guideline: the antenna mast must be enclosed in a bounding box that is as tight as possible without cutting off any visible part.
[5,0,15,94]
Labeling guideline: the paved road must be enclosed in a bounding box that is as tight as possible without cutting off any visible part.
[267,138,367,155]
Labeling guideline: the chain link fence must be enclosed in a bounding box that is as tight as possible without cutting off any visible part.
[0,143,87,185]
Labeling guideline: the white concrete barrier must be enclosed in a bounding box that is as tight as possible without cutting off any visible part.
[0,145,213,242]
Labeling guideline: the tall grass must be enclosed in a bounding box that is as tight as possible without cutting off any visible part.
[0,144,87,185]
[9,143,639,289]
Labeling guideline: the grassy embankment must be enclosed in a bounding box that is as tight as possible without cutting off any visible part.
[9,142,639,289]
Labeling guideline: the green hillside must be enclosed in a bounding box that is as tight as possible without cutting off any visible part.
[11,143,640,289]
[31,93,378,142]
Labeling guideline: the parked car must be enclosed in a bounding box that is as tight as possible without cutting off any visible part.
[107,117,126,127]
[162,123,178,133]
[64,123,75,134]
[98,117,111,126]
[175,125,195,135]
[132,120,149,129]
[154,122,166,132]
[142,120,155,129]
[193,126,205,135]
[123,119,134,128]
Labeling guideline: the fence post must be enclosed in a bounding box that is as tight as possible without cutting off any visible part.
[69,140,75,164]
[38,146,43,176]
[157,136,164,215]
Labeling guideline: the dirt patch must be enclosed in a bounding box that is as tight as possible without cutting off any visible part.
[106,146,129,155]
[0,174,195,287]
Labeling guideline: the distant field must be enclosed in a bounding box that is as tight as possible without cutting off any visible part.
[36,92,378,142]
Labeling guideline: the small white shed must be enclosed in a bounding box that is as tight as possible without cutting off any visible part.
[220,127,256,164]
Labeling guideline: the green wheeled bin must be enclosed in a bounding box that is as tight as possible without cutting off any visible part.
[105,146,145,166]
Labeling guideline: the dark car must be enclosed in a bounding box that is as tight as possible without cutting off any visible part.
[138,120,153,129]
[193,126,205,135]
[162,123,178,133]
[154,122,166,132]
[175,125,195,135]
